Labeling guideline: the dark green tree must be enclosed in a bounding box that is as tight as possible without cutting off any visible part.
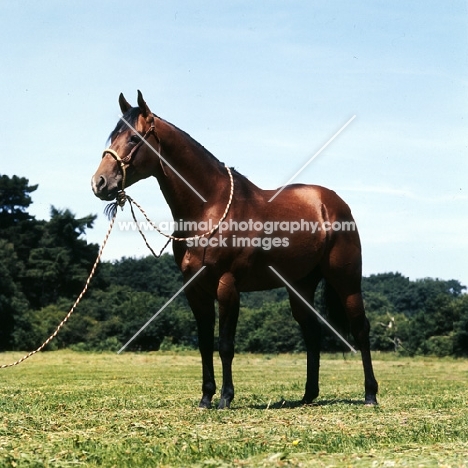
[98,254,183,298]
[364,291,407,351]
[0,174,37,228]
[398,294,459,356]
[453,295,468,356]
[0,175,39,349]
[0,240,29,350]
[23,207,98,308]
[362,273,465,318]
[236,300,305,353]
[0,175,44,263]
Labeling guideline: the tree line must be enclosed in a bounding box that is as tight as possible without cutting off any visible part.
[1,174,467,356]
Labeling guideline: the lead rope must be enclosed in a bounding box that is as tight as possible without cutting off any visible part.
[127,166,234,243]
[128,198,171,258]
[0,211,118,369]
[1,166,234,368]
[121,165,234,258]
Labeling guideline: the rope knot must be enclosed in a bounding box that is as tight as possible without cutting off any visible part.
[104,191,127,220]
[117,190,127,207]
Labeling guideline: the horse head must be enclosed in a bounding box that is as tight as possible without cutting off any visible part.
[91,91,159,200]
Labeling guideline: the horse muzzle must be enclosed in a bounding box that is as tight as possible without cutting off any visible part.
[91,173,120,201]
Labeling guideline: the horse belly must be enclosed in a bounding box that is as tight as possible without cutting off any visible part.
[234,230,326,292]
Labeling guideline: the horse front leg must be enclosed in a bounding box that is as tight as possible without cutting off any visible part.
[186,289,216,409]
[217,273,240,409]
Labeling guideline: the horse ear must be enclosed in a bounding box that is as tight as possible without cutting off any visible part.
[137,90,152,117]
[119,93,132,114]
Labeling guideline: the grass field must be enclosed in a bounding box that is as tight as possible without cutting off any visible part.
[0,351,467,467]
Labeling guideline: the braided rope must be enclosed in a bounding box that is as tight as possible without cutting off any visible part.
[128,199,171,258]
[0,211,117,369]
[127,166,234,242]
[0,166,234,368]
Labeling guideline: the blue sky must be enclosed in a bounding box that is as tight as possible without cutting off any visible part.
[1,1,467,287]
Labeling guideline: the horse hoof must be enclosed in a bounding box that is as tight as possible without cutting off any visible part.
[301,391,318,405]
[301,395,318,405]
[198,398,212,409]
[301,399,316,406]
[217,398,231,410]
[364,395,378,406]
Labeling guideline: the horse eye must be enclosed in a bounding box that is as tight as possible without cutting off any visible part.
[129,134,141,144]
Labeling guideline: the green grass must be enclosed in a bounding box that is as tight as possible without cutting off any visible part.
[0,351,467,467]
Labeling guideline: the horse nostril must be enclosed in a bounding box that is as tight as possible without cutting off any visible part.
[97,175,107,191]
[92,174,107,195]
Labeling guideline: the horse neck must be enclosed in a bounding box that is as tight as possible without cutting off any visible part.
[152,118,230,221]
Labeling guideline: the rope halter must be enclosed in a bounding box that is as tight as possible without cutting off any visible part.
[102,115,157,195]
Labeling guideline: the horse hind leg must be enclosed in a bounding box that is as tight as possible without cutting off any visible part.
[346,291,378,405]
[324,277,379,405]
[287,269,323,404]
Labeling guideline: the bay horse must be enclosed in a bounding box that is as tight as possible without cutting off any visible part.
[91,91,378,408]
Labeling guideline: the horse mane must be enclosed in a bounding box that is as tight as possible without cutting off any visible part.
[108,108,245,180]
